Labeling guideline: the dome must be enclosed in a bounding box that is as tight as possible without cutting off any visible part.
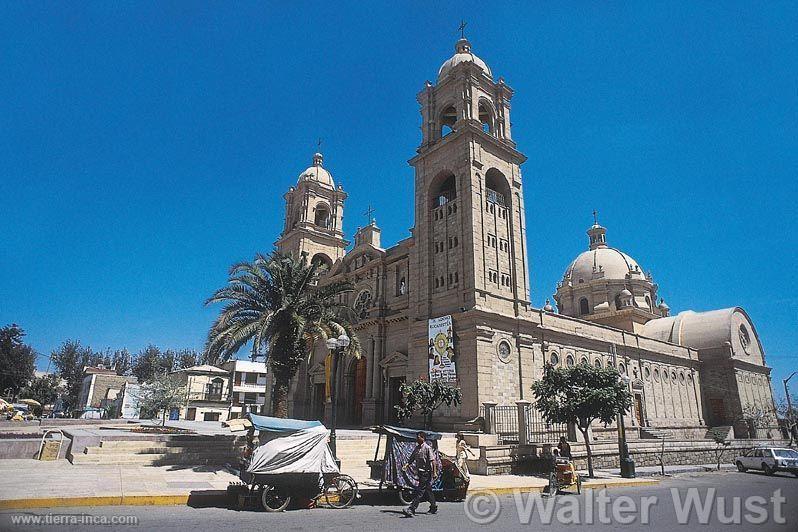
[543,299,555,313]
[562,219,648,285]
[563,246,647,285]
[298,152,334,187]
[438,38,492,81]
[620,289,632,298]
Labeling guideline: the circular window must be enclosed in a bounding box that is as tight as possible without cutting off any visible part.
[739,325,751,354]
[353,290,372,320]
[594,358,602,368]
[644,367,651,380]
[566,355,575,367]
[549,352,560,366]
[497,340,512,364]
[653,369,660,382]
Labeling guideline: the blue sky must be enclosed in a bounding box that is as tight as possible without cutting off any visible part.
[1,3,796,398]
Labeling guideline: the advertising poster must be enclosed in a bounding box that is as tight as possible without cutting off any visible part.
[428,315,457,383]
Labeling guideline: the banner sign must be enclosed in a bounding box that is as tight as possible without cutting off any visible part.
[428,315,457,383]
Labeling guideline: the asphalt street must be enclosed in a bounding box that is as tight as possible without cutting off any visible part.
[2,470,796,531]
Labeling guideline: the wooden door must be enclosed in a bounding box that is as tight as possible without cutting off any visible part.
[634,395,644,426]
[353,358,367,424]
[186,408,196,421]
[314,383,326,421]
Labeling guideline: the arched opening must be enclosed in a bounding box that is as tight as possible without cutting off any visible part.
[614,294,623,310]
[579,297,590,315]
[645,295,652,311]
[348,357,367,425]
[478,101,494,134]
[311,253,333,272]
[314,204,331,228]
[440,105,457,137]
[485,168,510,207]
[430,173,457,208]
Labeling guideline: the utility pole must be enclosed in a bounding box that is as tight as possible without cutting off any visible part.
[612,343,635,478]
[785,371,797,444]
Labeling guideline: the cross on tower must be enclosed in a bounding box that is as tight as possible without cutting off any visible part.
[458,20,467,39]
[317,138,322,151]
[364,205,376,225]
[593,209,599,225]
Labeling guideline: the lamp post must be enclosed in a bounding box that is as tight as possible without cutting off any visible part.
[326,333,350,463]
[785,371,797,444]
[611,344,635,478]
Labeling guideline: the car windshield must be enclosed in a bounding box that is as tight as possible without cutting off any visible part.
[774,449,798,459]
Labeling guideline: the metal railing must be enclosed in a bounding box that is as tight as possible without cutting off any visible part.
[525,403,568,444]
[494,405,519,444]
[485,402,569,445]
[187,392,230,402]
[486,188,506,206]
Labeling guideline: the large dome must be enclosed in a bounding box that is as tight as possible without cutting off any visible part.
[438,38,492,81]
[561,221,648,285]
[298,153,334,187]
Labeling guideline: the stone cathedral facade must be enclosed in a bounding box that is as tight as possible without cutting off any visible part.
[273,37,777,437]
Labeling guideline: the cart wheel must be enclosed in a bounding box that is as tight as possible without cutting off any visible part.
[325,475,358,509]
[547,472,558,497]
[260,484,290,512]
[576,475,582,495]
[398,488,415,506]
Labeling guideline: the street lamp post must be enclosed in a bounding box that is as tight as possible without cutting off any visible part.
[326,333,350,463]
[612,344,635,478]
[785,371,797,444]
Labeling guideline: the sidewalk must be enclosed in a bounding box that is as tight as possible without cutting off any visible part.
[0,459,659,510]
[597,463,737,477]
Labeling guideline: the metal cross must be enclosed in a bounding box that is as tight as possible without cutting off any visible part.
[458,20,467,39]
[593,209,598,225]
[364,205,376,225]
[317,138,322,151]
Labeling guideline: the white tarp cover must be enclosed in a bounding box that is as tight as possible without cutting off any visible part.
[246,425,339,475]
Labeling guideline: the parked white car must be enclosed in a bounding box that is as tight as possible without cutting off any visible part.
[735,447,798,477]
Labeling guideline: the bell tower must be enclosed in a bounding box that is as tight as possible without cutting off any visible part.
[409,36,530,319]
[276,152,349,269]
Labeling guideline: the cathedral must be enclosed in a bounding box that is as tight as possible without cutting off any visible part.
[272,36,776,438]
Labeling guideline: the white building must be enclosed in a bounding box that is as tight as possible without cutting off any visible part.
[222,360,268,418]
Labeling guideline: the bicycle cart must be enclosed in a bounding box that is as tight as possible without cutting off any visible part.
[544,457,582,496]
[235,414,358,511]
[367,425,469,504]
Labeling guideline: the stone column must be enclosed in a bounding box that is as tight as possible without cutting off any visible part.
[516,400,531,446]
[483,402,497,434]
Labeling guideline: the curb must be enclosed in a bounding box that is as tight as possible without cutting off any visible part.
[0,479,660,510]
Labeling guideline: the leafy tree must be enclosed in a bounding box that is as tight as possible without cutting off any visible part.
[394,379,462,429]
[0,324,37,398]
[205,252,360,417]
[532,364,632,478]
[51,340,102,412]
[111,349,133,376]
[737,404,777,439]
[19,374,63,416]
[707,426,731,470]
[132,345,167,383]
[172,349,199,370]
[136,373,186,426]
[776,397,798,445]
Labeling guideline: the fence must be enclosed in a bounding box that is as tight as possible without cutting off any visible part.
[483,401,569,445]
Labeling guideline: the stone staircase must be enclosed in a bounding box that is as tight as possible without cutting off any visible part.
[68,436,243,466]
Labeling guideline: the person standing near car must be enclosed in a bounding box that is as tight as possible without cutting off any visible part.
[402,431,438,516]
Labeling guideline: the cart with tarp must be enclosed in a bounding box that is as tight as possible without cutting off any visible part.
[367,425,468,504]
[231,414,358,511]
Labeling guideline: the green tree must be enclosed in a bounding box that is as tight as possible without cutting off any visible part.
[532,364,632,478]
[205,252,360,418]
[0,324,37,398]
[394,379,462,429]
[132,345,168,383]
[111,349,133,376]
[20,374,63,416]
[136,373,186,426]
[172,349,199,370]
[51,340,102,412]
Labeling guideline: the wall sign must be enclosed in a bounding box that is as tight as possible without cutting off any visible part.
[428,315,457,383]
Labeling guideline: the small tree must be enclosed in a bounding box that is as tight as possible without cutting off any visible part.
[395,379,462,430]
[737,404,776,439]
[776,397,798,445]
[707,426,731,470]
[532,364,632,478]
[136,373,186,426]
[19,374,63,416]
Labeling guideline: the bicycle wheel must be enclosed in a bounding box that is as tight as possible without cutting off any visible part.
[324,474,358,509]
[260,484,290,512]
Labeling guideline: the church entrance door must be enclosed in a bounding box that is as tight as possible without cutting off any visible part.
[313,383,325,421]
[634,394,644,426]
[353,358,367,425]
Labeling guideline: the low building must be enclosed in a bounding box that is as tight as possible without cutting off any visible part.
[111,382,141,419]
[172,364,231,422]
[221,360,268,418]
[76,366,138,414]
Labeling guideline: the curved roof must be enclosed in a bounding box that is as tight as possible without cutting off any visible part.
[564,246,646,284]
[298,153,334,187]
[438,38,492,81]
[641,307,743,350]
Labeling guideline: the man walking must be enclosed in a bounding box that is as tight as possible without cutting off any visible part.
[402,431,438,516]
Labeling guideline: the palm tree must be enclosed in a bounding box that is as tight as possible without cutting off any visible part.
[204,252,360,418]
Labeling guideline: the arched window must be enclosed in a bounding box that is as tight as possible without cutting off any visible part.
[594,358,602,368]
[311,253,333,272]
[478,101,494,134]
[580,356,589,366]
[615,294,623,310]
[485,168,510,207]
[549,352,559,366]
[440,105,457,137]
[645,295,652,311]
[314,205,331,228]
[579,298,590,315]
[431,173,457,208]
[566,354,575,367]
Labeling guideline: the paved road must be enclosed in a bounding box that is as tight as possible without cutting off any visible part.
[2,471,796,531]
